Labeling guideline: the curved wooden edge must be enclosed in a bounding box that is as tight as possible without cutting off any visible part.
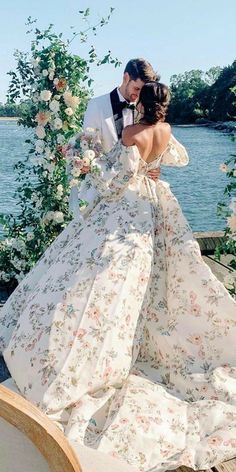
[0,384,82,472]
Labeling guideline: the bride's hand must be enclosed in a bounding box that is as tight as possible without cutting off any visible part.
[147,168,161,181]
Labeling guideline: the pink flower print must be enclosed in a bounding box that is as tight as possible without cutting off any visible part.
[72,399,83,408]
[166,224,174,236]
[190,291,197,302]
[89,306,101,322]
[120,418,129,424]
[136,416,150,432]
[125,314,131,326]
[73,328,87,339]
[141,234,150,244]
[110,424,119,431]
[198,345,206,359]
[224,438,236,447]
[25,338,37,351]
[73,158,84,169]
[187,334,202,345]
[103,366,112,380]
[191,304,201,317]
[207,435,223,446]
[151,416,162,425]
[109,271,117,281]
[138,273,148,285]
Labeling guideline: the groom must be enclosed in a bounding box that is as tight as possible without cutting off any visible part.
[84,58,161,181]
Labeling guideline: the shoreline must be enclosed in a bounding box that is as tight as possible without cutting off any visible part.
[0,117,19,121]
[173,120,235,133]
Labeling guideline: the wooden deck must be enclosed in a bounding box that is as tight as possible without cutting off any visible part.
[171,462,236,472]
[0,231,236,472]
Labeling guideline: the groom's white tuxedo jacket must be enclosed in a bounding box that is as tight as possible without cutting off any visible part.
[83,88,135,153]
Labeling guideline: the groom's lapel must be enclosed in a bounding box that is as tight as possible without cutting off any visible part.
[110,88,124,140]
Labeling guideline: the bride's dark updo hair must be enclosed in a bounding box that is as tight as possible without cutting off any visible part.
[139,81,170,124]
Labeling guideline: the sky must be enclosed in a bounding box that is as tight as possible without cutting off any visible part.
[0,0,235,103]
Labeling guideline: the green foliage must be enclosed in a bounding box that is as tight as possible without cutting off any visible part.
[0,10,120,285]
[168,61,236,123]
[207,61,236,121]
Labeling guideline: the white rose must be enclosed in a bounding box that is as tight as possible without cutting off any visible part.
[35,139,45,154]
[42,69,48,77]
[44,147,51,158]
[26,232,34,241]
[44,148,55,160]
[219,163,228,173]
[80,140,89,150]
[68,137,76,146]
[43,162,55,173]
[35,125,46,139]
[35,198,42,209]
[43,211,54,224]
[233,169,236,177]
[63,91,80,109]
[65,107,73,116]
[30,157,42,166]
[53,211,64,223]
[16,272,25,283]
[54,94,61,100]
[11,257,24,270]
[32,92,40,103]
[53,118,63,130]
[72,168,81,177]
[49,100,60,113]
[53,78,59,85]
[82,157,90,167]
[13,240,26,252]
[56,184,64,194]
[57,134,64,144]
[83,150,95,160]
[31,193,38,203]
[40,90,52,102]
[31,57,40,67]
[69,179,79,187]
[0,271,10,283]
[85,127,96,134]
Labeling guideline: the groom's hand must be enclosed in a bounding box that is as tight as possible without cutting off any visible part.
[147,168,161,181]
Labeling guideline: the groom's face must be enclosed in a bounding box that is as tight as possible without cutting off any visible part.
[123,73,144,103]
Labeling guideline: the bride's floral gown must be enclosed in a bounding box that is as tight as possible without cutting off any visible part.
[0,138,236,472]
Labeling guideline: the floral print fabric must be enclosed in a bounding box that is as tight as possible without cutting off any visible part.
[0,140,236,472]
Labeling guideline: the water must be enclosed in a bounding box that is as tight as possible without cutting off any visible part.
[0,120,235,234]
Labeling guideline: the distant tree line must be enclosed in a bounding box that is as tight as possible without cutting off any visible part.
[168,60,236,123]
[0,101,31,117]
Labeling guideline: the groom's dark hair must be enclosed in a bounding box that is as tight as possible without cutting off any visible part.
[124,58,159,83]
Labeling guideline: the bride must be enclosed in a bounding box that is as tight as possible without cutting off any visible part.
[0,81,236,472]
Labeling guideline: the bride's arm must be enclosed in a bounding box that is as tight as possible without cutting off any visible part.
[161,135,189,166]
[77,140,140,218]
[91,140,140,194]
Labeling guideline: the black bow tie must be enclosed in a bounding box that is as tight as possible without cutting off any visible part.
[120,101,135,111]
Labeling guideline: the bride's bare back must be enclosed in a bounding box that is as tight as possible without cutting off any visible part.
[122,122,171,163]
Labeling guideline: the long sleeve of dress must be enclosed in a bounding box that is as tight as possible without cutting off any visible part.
[161,134,189,167]
[77,142,140,216]
[92,141,140,195]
